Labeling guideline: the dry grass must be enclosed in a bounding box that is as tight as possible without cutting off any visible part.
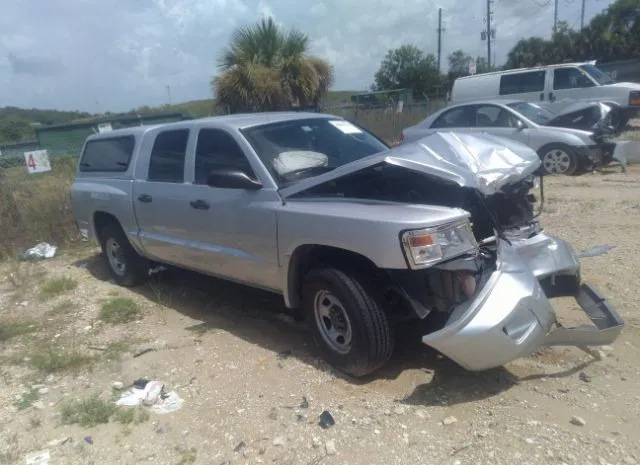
[0,156,80,260]
[25,343,95,374]
[0,320,37,341]
[60,394,116,427]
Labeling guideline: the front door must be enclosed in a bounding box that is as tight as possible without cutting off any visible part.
[547,66,598,113]
[470,104,530,146]
[181,127,280,292]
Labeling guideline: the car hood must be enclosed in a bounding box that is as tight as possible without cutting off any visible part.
[279,131,541,198]
[543,101,616,136]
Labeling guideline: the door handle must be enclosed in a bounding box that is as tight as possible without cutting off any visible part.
[189,199,210,210]
[137,194,152,203]
[549,92,555,102]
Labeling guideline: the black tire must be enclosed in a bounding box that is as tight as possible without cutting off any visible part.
[301,268,394,377]
[537,143,580,176]
[100,222,149,286]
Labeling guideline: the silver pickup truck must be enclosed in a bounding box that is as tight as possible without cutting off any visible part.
[71,112,624,377]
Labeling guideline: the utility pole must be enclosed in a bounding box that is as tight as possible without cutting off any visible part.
[553,0,559,34]
[580,0,586,29]
[437,8,444,73]
[482,0,494,69]
[166,85,172,105]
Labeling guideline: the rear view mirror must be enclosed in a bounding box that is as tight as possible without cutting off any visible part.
[206,167,262,190]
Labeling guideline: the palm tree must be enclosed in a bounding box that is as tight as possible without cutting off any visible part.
[213,18,335,113]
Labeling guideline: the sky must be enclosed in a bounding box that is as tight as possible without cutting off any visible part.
[0,0,614,113]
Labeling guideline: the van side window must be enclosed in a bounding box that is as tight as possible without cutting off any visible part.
[194,128,255,185]
[499,71,546,95]
[553,67,595,90]
[79,136,135,172]
[148,129,189,183]
[431,107,472,128]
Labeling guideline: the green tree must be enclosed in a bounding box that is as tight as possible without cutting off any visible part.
[372,45,440,99]
[213,18,334,113]
[0,117,34,144]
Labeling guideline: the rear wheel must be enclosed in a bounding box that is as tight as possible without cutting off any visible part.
[100,223,149,286]
[538,144,579,175]
[302,268,394,377]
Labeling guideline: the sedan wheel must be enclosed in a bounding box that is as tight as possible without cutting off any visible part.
[540,145,578,175]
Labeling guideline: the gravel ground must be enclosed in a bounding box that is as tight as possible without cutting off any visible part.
[1,164,640,465]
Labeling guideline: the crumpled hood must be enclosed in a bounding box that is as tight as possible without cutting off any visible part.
[280,131,541,198]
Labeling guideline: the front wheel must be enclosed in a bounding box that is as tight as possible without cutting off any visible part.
[301,268,394,377]
[538,144,579,175]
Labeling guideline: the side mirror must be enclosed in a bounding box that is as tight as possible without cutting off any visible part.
[515,119,526,131]
[206,167,262,190]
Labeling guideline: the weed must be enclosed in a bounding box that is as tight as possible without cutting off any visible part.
[40,276,78,299]
[60,394,116,427]
[15,389,40,411]
[27,344,95,374]
[0,433,19,463]
[99,298,142,324]
[103,341,132,362]
[175,446,197,465]
[0,321,36,341]
[148,276,171,325]
[29,416,42,429]
[113,407,150,425]
[48,299,74,316]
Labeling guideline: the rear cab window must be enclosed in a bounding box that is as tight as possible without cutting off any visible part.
[147,129,189,183]
[499,70,546,95]
[79,136,135,172]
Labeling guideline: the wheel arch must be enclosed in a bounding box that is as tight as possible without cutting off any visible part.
[284,244,384,309]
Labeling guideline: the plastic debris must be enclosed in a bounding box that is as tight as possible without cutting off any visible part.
[115,380,183,414]
[233,441,246,453]
[20,243,57,261]
[319,410,335,429]
[300,396,309,409]
[25,450,50,465]
[578,245,616,258]
[84,436,93,445]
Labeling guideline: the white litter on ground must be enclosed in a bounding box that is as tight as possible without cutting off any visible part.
[25,449,50,465]
[115,380,183,414]
[21,243,57,260]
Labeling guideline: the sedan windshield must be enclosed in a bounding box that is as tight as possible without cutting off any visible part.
[507,101,556,125]
[240,118,389,185]
[579,64,615,85]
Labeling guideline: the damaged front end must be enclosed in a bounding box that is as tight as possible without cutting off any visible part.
[282,131,624,371]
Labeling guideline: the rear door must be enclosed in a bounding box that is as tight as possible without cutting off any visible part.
[131,128,195,267]
[470,104,530,146]
[498,70,547,105]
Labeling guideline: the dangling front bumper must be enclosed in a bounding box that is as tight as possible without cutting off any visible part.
[421,232,624,371]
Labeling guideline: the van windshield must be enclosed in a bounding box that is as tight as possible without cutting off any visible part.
[579,64,615,85]
[507,102,556,125]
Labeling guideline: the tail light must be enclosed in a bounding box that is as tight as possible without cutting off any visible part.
[629,91,640,106]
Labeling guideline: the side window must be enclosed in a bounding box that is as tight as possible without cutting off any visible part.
[474,105,521,128]
[194,128,254,185]
[553,67,595,90]
[499,71,546,95]
[79,136,135,172]
[431,107,472,128]
[148,129,189,183]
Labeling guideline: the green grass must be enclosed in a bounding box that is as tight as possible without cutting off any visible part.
[99,298,142,324]
[48,299,74,316]
[175,446,197,465]
[39,276,78,299]
[0,321,37,341]
[113,407,150,425]
[27,344,95,374]
[60,394,116,427]
[15,389,40,411]
[103,341,132,361]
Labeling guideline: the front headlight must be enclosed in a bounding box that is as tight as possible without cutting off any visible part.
[401,219,478,268]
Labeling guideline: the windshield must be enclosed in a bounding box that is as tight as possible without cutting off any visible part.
[579,64,615,85]
[240,118,389,185]
[506,101,556,125]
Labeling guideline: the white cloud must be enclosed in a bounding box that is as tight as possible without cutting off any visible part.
[0,0,614,112]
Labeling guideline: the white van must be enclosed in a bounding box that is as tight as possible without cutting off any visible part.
[450,61,640,123]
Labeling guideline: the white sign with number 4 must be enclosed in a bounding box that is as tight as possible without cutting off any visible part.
[24,150,52,174]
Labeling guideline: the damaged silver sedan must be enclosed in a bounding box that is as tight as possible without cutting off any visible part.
[72,113,624,377]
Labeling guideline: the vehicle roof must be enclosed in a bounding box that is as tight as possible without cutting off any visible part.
[456,61,594,81]
[84,112,337,142]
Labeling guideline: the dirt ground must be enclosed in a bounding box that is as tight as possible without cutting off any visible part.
[2,164,640,465]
